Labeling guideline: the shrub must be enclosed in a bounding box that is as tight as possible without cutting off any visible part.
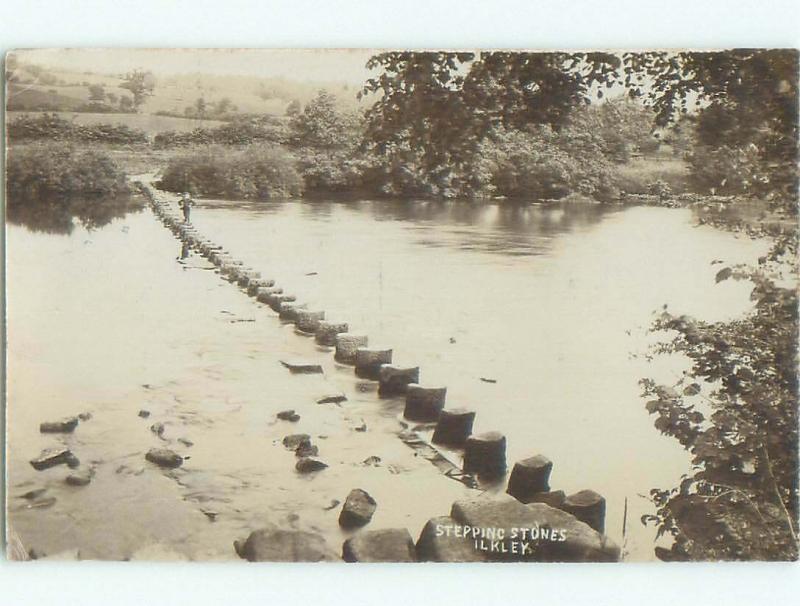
[153,115,290,149]
[157,144,303,199]
[7,143,129,196]
[7,113,147,145]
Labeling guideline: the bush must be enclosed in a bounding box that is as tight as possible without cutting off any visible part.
[7,113,147,145]
[153,115,290,149]
[157,144,303,199]
[7,143,129,196]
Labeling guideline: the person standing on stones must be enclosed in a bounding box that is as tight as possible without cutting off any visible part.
[179,192,195,223]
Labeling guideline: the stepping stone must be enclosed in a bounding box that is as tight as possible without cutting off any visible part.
[277,409,300,422]
[506,455,553,503]
[463,431,507,478]
[432,408,475,447]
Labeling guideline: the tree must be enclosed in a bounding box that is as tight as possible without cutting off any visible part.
[621,50,798,202]
[641,235,798,561]
[285,99,302,117]
[119,69,155,111]
[194,97,207,119]
[289,90,359,149]
[118,96,134,112]
[87,84,106,102]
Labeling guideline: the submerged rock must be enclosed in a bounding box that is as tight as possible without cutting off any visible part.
[280,359,323,374]
[150,422,166,437]
[234,527,337,562]
[138,410,151,418]
[65,468,93,486]
[277,409,301,422]
[145,448,184,469]
[295,457,328,474]
[30,448,75,471]
[338,489,377,529]
[78,412,93,421]
[316,393,347,405]
[39,417,79,434]
[342,528,416,562]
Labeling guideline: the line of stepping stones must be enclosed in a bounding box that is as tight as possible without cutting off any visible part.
[138,181,618,562]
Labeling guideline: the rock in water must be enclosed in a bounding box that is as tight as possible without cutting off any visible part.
[234,527,337,562]
[463,431,507,478]
[39,417,79,433]
[150,422,166,437]
[295,458,328,474]
[65,468,92,486]
[338,489,377,529]
[280,359,323,375]
[30,448,75,471]
[295,439,319,458]
[277,409,301,422]
[416,516,485,562]
[316,393,347,405]
[342,528,416,562]
[145,448,184,469]
[282,433,311,450]
[138,410,151,418]
[450,495,619,562]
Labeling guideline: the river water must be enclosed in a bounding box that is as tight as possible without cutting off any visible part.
[5,194,769,561]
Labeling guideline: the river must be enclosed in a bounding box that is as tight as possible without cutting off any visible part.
[5,193,769,561]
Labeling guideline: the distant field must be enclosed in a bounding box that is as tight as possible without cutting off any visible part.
[6,111,226,136]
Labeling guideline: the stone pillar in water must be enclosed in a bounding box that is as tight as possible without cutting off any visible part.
[315,321,349,346]
[562,490,606,534]
[506,455,553,503]
[432,408,475,447]
[296,310,325,333]
[256,286,283,304]
[403,385,446,421]
[463,431,506,478]
[378,365,420,396]
[279,301,306,321]
[354,348,393,379]
[335,335,368,364]
[270,294,297,313]
[247,278,275,297]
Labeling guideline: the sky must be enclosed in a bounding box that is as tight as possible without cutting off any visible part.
[14,48,381,85]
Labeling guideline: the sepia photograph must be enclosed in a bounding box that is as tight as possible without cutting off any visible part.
[3,46,798,566]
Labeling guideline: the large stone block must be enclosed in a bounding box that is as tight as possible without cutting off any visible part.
[416,516,485,562]
[342,528,416,562]
[234,527,337,562]
[338,489,377,529]
[450,495,619,562]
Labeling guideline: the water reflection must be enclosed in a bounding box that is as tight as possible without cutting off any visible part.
[6,192,145,235]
